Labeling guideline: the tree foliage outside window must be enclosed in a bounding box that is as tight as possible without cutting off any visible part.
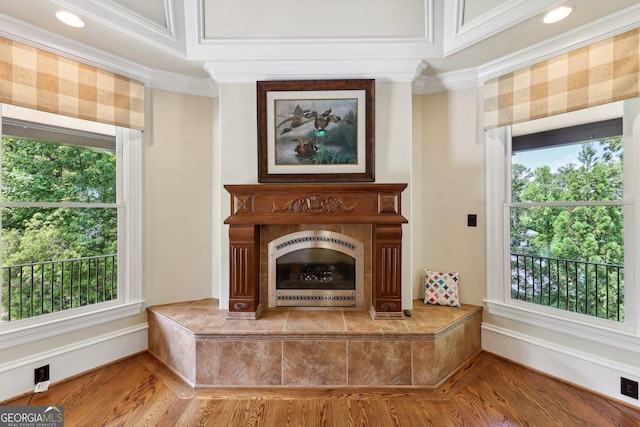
[510,138,624,321]
[1,136,118,321]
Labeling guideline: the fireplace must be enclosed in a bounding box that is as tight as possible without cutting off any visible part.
[268,230,364,307]
[224,183,407,320]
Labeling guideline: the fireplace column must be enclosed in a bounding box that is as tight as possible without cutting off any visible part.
[371,224,403,319]
[227,224,262,319]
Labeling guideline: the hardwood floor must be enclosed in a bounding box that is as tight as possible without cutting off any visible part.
[3,351,640,426]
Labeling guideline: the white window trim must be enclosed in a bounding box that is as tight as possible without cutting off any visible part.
[485,98,640,353]
[0,110,144,350]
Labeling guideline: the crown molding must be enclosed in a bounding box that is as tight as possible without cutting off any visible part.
[149,69,218,97]
[192,37,438,63]
[192,0,444,46]
[187,0,438,63]
[424,0,436,44]
[413,67,479,95]
[52,0,186,56]
[443,0,561,56]
[204,59,428,84]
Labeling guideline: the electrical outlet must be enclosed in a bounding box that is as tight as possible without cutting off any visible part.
[621,377,639,399]
[34,365,50,385]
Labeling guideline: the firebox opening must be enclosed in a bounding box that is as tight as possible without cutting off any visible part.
[268,229,364,308]
[276,248,355,291]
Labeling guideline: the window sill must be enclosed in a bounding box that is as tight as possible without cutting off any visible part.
[0,300,145,350]
[485,299,640,353]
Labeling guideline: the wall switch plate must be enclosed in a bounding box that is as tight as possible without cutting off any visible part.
[467,214,477,227]
[621,377,639,399]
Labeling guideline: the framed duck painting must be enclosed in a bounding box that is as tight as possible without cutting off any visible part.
[257,79,375,183]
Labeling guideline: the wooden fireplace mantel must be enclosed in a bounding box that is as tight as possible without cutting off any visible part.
[223,183,408,320]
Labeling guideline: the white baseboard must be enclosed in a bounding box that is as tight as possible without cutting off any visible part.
[3,322,637,408]
[0,323,148,402]
[482,323,640,409]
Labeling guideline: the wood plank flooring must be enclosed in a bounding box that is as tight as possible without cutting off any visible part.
[3,351,640,426]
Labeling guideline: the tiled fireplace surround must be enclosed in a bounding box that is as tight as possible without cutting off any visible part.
[147,184,482,387]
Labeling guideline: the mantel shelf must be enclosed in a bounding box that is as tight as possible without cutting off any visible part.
[224,183,408,226]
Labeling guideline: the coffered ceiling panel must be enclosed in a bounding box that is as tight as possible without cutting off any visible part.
[110,0,168,28]
[202,0,426,39]
[444,0,563,56]
[462,0,509,24]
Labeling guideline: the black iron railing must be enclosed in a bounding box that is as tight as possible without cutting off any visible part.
[511,253,624,321]
[1,255,117,322]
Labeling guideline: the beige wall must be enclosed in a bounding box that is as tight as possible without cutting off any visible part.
[419,87,486,306]
[143,89,215,306]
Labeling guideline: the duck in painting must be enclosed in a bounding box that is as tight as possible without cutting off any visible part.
[277,104,313,134]
[308,109,353,131]
[293,138,318,158]
[311,109,333,131]
[329,114,352,125]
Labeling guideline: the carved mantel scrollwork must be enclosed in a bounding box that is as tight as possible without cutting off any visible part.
[272,195,358,214]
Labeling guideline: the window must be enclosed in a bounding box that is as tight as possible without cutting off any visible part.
[486,99,639,345]
[511,118,624,321]
[0,105,142,348]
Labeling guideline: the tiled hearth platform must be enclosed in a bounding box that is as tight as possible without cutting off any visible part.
[147,299,482,388]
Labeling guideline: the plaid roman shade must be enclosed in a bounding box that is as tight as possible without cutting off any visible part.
[0,37,144,130]
[483,28,639,130]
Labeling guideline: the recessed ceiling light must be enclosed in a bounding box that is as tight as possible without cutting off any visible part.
[543,5,574,24]
[56,10,85,28]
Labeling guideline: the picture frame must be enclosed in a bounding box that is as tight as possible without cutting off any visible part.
[257,79,374,183]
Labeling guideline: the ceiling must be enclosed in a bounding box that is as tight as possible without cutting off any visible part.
[0,0,638,96]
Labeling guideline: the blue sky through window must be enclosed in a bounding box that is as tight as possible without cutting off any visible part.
[513,143,606,173]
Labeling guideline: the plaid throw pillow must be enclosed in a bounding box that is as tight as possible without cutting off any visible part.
[424,270,460,307]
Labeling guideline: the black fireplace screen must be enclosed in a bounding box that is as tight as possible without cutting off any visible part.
[276,248,355,291]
